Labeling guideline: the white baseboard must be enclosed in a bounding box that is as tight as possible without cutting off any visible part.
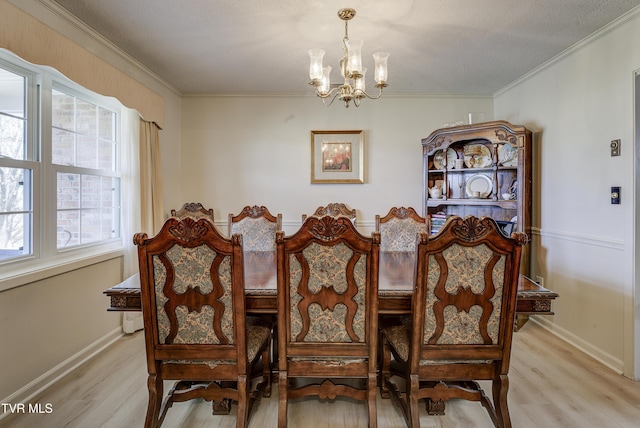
[531,316,624,375]
[0,327,123,421]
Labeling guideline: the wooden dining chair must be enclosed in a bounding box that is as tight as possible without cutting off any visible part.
[228,205,282,252]
[228,205,281,362]
[170,202,215,222]
[379,215,527,428]
[375,206,428,252]
[276,215,380,427]
[135,217,271,428]
[301,202,357,225]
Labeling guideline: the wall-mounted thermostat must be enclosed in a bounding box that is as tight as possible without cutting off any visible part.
[611,139,621,156]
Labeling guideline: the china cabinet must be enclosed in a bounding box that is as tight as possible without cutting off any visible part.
[422,121,532,270]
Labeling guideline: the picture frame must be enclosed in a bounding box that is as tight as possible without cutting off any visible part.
[310,130,364,184]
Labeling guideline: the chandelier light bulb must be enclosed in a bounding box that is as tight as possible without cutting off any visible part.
[373,52,390,85]
[354,67,366,93]
[345,39,363,76]
[309,49,325,82]
[319,66,332,95]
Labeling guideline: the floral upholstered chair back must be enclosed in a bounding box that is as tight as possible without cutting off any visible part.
[376,207,427,252]
[135,217,241,350]
[170,202,215,223]
[379,215,526,428]
[277,215,380,350]
[276,215,380,428]
[229,205,282,252]
[417,216,526,354]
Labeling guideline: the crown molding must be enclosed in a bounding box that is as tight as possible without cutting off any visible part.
[8,0,182,96]
[495,5,640,96]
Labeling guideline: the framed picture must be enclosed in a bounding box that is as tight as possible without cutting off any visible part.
[311,130,364,184]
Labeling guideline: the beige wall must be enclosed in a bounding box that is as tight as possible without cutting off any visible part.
[0,259,123,400]
[181,95,493,234]
[495,10,640,378]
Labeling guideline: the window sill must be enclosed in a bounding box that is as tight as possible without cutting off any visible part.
[0,248,124,293]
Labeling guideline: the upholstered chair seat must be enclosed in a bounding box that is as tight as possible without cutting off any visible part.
[381,323,492,366]
[166,323,270,367]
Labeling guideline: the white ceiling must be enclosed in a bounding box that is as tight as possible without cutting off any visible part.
[52,0,640,96]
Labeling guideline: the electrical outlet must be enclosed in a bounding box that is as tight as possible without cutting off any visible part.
[535,276,544,287]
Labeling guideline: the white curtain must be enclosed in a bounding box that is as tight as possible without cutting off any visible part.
[121,108,142,278]
[121,108,143,333]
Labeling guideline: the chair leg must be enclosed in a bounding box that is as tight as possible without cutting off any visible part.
[408,374,420,428]
[368,373,378,428]
[271,317,278,371]
[278,371,288,428]
[144,374,162,428]
[262,338,272,398]
[379,338,391,399]
[236,374,249,428]
[492,374,511,428]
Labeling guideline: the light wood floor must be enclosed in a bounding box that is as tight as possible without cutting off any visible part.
[2,321,640,427]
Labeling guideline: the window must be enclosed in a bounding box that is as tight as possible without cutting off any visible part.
[0,51,124,278]
[52,87,121,249]
[0,64,35,261]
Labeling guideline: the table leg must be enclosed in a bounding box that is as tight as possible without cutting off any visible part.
[515,314,529,331]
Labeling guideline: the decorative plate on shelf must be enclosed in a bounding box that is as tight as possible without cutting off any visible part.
[463,144,492,168]
[433,148,457,170]
[498,143,518,167]
[465,174,493,198]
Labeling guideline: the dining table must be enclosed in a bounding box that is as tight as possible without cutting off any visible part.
[104,251,557,330]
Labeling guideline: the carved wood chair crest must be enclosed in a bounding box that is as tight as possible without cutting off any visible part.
[302,202,357,225]
[447,215,528,243]
[170,202,215,222]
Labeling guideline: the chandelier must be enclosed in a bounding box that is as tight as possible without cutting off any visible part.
[308,8,389,108]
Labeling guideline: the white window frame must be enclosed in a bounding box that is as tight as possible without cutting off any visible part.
[48,81,122,252]
[0,51,124,291]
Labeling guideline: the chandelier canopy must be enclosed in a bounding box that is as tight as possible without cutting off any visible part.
[308,8,389,108]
